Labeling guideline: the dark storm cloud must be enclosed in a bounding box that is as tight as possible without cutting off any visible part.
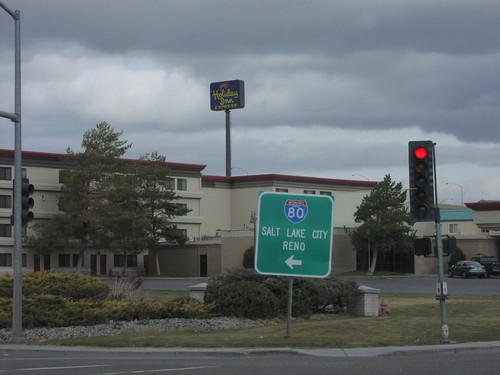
[21,0,500,56]
[1,0,499,201]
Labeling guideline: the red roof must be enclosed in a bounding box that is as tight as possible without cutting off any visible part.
[202,173,378,188]
[0,149,206,172]
[465,201,500,211]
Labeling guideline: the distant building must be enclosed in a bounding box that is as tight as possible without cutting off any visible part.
[0,149,376,276]
[3,148,496,277]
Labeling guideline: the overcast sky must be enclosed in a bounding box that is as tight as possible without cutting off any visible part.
[1,0,499,204]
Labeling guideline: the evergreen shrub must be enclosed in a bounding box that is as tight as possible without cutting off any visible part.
[205,268,358,318]
[23,271,110,300]
[206,280,279,319]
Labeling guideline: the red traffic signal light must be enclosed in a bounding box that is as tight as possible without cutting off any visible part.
[408,141,435,222]
[414,147,428,159]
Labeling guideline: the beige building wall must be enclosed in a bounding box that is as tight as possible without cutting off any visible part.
[220,236,254,272]
[199,185,232,237]
[150,244,221,277]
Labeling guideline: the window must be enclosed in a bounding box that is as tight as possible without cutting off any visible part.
[114,255,124,267]
[449,223,459,234]
[114,254,138,267]
[176,203,188,214]
[320,191,332,196]
[0,167,12,180]
[177,229,188,239]
[177,178,187,191]
[73,254,83,267]
[0,253,12,267]
[59,254,71,267]
[127,255,138,267]
[0,224,12,237]
[166,178,175,190]
[275,188,288,193]
[0,195,12,209]
[303,190,316,194]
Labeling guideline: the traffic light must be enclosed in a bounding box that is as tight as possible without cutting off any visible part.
[21,178,35,225]
[408,141,435,222]
[414,237,432,256]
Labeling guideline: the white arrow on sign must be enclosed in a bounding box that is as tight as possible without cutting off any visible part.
[285,255,302,270]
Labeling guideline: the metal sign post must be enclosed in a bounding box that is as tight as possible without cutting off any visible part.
[210,80,245,177]
[255,192,334,338]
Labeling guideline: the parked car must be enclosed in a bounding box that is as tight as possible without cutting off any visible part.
[470,255,500,278]
[448,261,486,279]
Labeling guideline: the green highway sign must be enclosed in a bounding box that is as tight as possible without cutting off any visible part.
[255,192,334,278]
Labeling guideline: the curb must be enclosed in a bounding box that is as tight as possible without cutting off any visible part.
[2,341,500,357]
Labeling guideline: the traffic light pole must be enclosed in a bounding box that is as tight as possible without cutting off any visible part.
[432,144,449,343]
[0,2,23,341]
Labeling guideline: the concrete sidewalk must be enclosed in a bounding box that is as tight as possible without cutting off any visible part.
[2,340,500,357]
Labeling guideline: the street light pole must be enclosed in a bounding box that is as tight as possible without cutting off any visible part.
[446,182,464,205]
[0,1,23,341]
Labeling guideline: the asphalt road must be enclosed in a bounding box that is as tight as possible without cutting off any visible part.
[350,275,500,295]
[1,346,500,375]
[133,275,500,296]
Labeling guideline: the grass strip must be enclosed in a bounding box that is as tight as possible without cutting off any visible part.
[44,294,500,348]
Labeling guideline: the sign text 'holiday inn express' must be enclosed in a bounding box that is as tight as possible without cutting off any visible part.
[210,80,245,111]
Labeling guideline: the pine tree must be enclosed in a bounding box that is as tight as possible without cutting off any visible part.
[346,174,415,275]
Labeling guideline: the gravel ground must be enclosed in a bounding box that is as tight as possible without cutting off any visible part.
[0,318,264,343]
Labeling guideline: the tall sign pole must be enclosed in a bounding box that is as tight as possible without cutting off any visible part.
[210,80,245,177]
[225,109,231,177]
[0,1,23,341]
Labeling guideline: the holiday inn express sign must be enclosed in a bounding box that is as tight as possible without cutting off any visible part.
[255,192,334,278]
[210,80,245,111]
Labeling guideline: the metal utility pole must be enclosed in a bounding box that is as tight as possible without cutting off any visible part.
[432,147,449,343]
[0,1,23,341]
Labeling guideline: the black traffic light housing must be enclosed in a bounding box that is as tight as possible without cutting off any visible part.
[414,237,432,256]
[21,178,35,225]
[408,141,436,222]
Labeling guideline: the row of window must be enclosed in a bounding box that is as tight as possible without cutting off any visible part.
[2,165,189,190]
[57,254,138,268]
[1,197,189,212]
[0,252,139,268]
[0,166,28,180]
[0,253,26,267]
[275,188,332,196]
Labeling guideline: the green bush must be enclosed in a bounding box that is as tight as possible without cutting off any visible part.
[161,298,214,319]
[0,271,212,329]
[448,247,467,268]
[0,275,13,298]
[23,271,109,300]
[262,277,313,317]
[206,280,279,319]
[0,295,213,329]
[205,269,358,318]
[242,246,255,269]
[0,297,12,328]
[23,294,76,328]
